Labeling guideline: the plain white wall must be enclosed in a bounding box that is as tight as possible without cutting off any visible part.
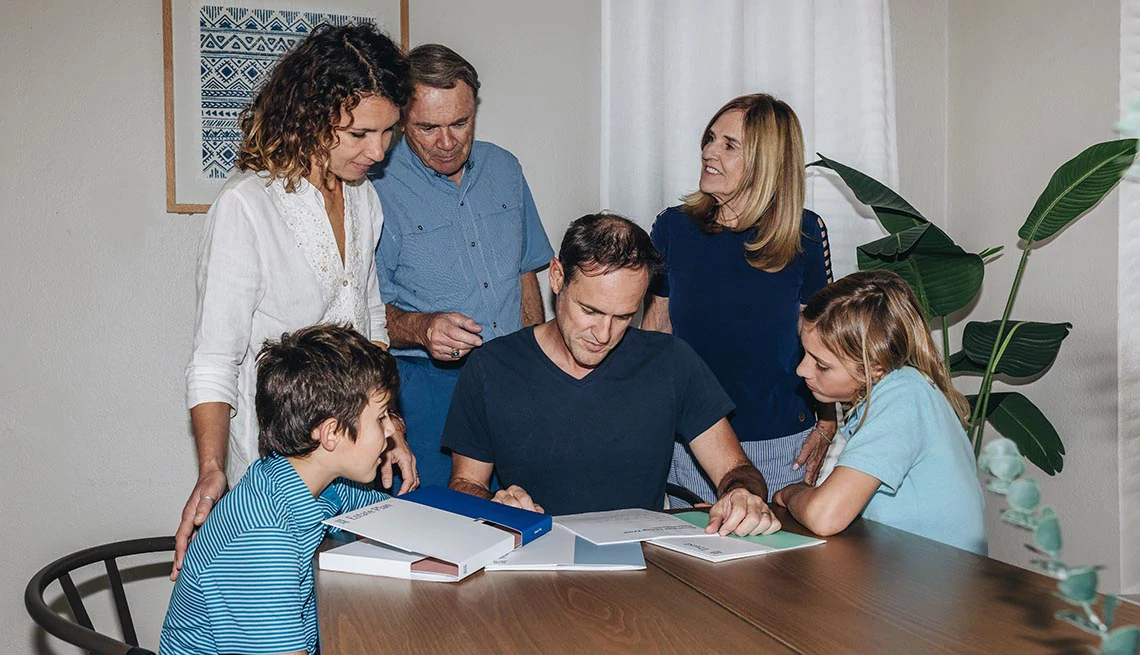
[893,0,1127,591]
[948,0,1125,590]
[0,1,600,653]
[891,0,949,226]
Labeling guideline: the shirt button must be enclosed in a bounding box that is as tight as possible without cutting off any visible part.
[417,225,423,231]
[492,322,497,328]
[460,201,465,206]
[799,413,806,422]
[470,241,476,247]
[502,203,507,209]
[342,280,349,287]
[483,282,489,288]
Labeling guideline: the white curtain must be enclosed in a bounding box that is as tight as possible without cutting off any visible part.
[600,0,897,278]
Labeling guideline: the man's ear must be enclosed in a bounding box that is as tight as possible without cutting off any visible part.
[311,417,343,452]
[548,258,564,295]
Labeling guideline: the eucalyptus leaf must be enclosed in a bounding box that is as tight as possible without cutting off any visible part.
[982,437,1022,458]
[1020,139,1138,243]
[962,320,1073,378]
[1008,478,1041,511]
[1100,625,1139,655]
[811,154,927,232]
[1104,594,1119,630]
[1001,508,1036,530]
[1056,610,1105,637]
[1034,513,1062,556]
[982,393,1066,475]
[1059,567,1099,604]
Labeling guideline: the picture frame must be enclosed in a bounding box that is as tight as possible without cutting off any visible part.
[162,0,408,213]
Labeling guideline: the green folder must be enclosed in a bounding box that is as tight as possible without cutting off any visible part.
[672,511,824,549]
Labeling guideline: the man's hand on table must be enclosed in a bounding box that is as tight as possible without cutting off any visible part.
[492,485,544,513]
[706,487,781,536]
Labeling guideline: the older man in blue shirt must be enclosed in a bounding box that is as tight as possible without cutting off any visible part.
[372,44,554,488]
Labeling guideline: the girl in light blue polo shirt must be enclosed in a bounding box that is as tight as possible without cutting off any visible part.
[772,270,986,554]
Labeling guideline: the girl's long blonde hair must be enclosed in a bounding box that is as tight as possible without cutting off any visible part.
[801,270,970,433]
[680,93,805,272]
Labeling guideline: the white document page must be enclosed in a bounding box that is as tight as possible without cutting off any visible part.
[486,524,645,571]
[555,508,708,545]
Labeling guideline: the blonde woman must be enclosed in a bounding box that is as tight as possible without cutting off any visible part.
[173,24,418,580]
[772,270,985,554]
[644,94,835,503]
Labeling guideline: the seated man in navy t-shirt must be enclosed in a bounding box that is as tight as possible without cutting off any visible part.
[443,213,780,536]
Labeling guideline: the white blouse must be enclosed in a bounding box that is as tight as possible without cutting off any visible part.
[185,170,388,481]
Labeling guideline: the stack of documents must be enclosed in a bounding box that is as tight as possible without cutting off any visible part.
[647,511,825,562]
[553,508,823,563]
[319,487,550,582]
[485,524,645,571]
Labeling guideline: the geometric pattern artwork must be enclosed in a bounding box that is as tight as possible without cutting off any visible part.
[199,5,374,179]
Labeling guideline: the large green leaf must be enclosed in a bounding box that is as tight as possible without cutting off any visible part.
[1019,139,1137,243]
[983,392,1065,475]
[811,155,927,233]
[858,224,929,257]
[962,320,1072,377]
[949,350,986,375]
[858,222,984,318]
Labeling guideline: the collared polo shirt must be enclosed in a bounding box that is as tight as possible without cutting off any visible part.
[160,455,387,655]
[372,138,554,358]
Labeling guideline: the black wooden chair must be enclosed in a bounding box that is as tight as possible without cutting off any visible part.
[665,482,707,507]
[25,536,175,655]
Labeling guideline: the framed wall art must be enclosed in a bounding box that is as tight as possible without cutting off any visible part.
[162,0,408,213]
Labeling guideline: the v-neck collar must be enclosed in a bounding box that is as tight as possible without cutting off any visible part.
[523,325,625,387]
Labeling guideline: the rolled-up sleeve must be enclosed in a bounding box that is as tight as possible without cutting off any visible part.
[185,189,264,411]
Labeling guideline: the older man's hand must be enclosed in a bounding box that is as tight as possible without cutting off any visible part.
[425,312,483,361]
[707,487,781,536]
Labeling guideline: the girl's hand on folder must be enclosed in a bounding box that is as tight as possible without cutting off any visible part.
[492,485,545,513]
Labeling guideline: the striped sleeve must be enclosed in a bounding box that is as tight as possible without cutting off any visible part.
[801,212,833,303]
[199,529,309,654]
[335,478,390,513]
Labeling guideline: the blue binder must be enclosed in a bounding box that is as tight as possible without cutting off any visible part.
[401,486,552,546]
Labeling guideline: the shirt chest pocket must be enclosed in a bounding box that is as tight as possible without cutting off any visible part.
[397,216,468,303]
[476,201,525,282]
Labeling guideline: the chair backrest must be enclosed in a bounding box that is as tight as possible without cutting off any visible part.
[25,536,175,655]
[665,482,707,508]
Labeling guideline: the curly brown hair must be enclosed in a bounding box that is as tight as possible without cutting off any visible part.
[236,23,411,191]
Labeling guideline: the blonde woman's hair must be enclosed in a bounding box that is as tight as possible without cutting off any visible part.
[801,270,970,433]
[680,93,806,272]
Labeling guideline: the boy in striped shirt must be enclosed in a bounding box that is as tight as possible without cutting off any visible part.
[161,325,403,655]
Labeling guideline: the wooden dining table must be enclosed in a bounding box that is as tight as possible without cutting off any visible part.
[316,508,1140,654]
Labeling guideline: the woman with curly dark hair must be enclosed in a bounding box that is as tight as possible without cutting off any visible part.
[173,23,415,580]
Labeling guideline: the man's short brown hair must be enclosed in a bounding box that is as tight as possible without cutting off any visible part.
[255,324,399,458]
[407,43,480,100]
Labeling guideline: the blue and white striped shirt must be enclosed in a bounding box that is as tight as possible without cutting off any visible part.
[160,455,387,655]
